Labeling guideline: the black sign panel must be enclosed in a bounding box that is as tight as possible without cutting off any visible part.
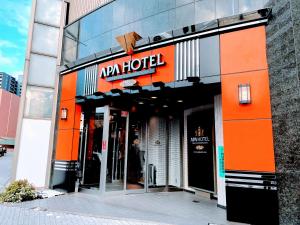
[187,109,214,192]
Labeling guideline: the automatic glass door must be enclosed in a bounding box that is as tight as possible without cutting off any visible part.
[126,118,146,192]
[79,107,105,191]
[105,109,128,192]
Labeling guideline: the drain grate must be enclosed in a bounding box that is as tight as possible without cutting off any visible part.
[192,199,200,203]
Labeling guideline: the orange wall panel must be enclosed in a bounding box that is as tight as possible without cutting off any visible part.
[151,46,175,83]
[58,99,76,130]
[56,72,81,161]
[224,119,275,172]
[222,70,272,120]
[55,129,73,161]
[60,72,77,101]
[220,26,268,75]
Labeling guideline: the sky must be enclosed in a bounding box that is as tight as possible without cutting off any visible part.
[0,0,31,79]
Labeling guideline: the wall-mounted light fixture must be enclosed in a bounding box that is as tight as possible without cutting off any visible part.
[238,84,251,104]
[61,108,68,120]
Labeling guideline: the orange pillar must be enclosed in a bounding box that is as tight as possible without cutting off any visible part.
[220,26,278,224]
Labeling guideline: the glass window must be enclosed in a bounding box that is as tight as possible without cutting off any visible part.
[175,3,195,28]
[216,0,235,18]
[24,86,54,119]
[32,23,59,56]
[140,12,170,38]
[158,0,175,12]
[111,24,132,48]
[79,4,113,42]
[35,0,62,26]
[195,0,216,24]
[62,46,77,65]
[238,0,267,13]
[62,21,79,64]
[118,0,136,25]
[28,53,57,88]
[140,0,158,20]
[63,22,79,50]
[168,9,176,30]
[112,0,126,29]
[176,0,194,7]
[78,31,112,59]
[154,11,173,34]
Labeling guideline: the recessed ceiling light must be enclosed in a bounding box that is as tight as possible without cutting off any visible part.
[138,101,144,105]
[177,99,183,103]
[163,104,168,108]
[151,96,157,99]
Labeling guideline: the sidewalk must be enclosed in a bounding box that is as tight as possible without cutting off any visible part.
[14,191,241,225]
[0,152,245,225]
[0,152,13,192]
[0,204,169,225]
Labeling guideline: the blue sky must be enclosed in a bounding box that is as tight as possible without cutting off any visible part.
[0,0,31,79]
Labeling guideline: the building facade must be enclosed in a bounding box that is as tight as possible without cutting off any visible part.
[13,1,299,225]
[0,72,19,95]
[16,75,23,97]
[0,89,20,139]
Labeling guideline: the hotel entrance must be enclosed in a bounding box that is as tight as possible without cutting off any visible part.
[77,84,221,197]
[79,106,181,194]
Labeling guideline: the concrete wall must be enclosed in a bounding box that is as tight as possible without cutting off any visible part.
[266,0,300,224]
[0,89,20,138]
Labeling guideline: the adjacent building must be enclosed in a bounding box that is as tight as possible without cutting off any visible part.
[0,72,18,95]
[13,1,300,225]
[0,73,21,143]
[0,89,20,140]
[16,75,23,97]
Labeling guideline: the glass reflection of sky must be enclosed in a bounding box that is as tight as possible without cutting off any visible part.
[63,0,268,63]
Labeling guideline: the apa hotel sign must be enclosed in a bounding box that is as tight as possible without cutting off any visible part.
[99,54,165,81]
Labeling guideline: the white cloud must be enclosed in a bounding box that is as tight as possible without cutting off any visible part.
[11,70,24,78]
[0,40,18,48]
[0,1,31,36]
[0,51,15,66]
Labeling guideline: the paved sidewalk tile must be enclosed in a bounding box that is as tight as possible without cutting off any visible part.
[0,152,13,192]
[0,204,170,225]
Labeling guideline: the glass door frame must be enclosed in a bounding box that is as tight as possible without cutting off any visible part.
[99,105,111,193]
[99,106,133,194]
[98,106,170,194]
[125,115,147,194]
[183,104,217,194]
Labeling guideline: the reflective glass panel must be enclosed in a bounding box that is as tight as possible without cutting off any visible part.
[78,31,112,59]
[35,0,62,26]
[175,3,195,28]
[216,0,235,18]
[32,23,59,56]
[62,46,77,64]
[24,86,54,119]
[195,0,216,24]
[112,0,126,29]
[79,4,113,42]
[28,54,57,88]
[239,0,268,13]
[158,0,175,12]
[176,0,193,7]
